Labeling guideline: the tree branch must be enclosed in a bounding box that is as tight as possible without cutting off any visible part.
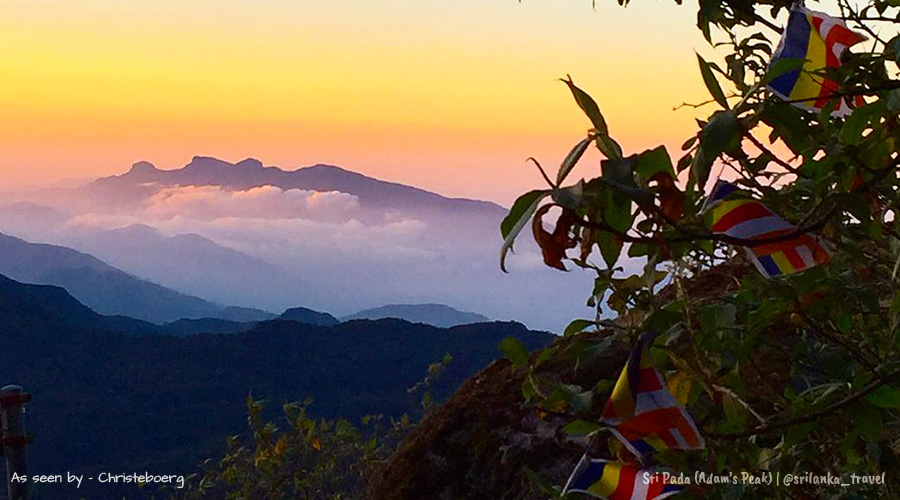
[707,366,900,439]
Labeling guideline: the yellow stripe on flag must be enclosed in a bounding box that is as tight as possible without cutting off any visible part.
[770,251,796,275]
[609,368,635,418]
[667,371,693,406]
[711,199,754,225]
[790,14,828,101]
[588,462,623,497]
[645,435,669,452]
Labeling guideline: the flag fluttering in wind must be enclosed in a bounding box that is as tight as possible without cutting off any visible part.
[768,4,866,116]
[563,455,685,500]
[600,332,704,458]
[706,180,831,278]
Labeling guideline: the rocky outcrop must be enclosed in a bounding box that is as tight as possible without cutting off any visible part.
[365,332,629,499]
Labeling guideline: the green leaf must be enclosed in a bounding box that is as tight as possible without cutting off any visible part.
[562,419,603,436]
[854,402,883,441]
[552,180,584,210]
[761,58,805,85]
[557,136,592,186]
[693,110,739,189]
[888,35,900,65]
[569,390,594,413]
[888,89,900,113]
[500,190,548,272]
[697,53,729,109]
[524,467,563,498]
[634,146,675,180]
[564,319,595,337]
[563,76,608,134]
[840,101,885,145]
[597,231,622,268]
[522,377,537,400]
[783,422,817,449]
[562,76,622,159]
[499,336,529,367]
[866,385,900,408]
[836,314,853,335]
[501,190,546,239]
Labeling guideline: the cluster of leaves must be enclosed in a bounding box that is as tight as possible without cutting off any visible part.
[169,397,407,500]
[502,0,900,497]
[171,356,452,500]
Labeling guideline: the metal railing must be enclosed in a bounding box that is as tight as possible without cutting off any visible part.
[1,385,31,500]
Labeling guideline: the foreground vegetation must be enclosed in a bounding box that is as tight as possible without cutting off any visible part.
[498,0,900,497]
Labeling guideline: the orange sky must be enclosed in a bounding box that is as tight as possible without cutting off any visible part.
[0,0,711,205]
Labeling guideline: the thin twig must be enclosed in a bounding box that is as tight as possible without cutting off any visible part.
[795,304,888,384]
[707,366,900,439]
[744,133,807,178]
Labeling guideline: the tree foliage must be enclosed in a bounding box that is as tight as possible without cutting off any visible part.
[171,355,453,499]
[503,0,900,496]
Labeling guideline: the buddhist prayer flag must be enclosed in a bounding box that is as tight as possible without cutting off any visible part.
[600,332,704,458]
[563,455,684,500]
[706,180,830,278]
[768,4,866,116]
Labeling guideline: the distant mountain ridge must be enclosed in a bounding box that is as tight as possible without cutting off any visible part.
[0,232,274,324]
[69,223,297,312]
[342,303,490,328]
[92,156,505,217]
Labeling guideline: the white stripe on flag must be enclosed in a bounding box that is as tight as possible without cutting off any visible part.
[744,248,774,278]
[723,216,792,239]
[795,244,816,268]
[669,427,690,449]
[635,389,681,415]
[631,472,650,500]
[817,16,837,41]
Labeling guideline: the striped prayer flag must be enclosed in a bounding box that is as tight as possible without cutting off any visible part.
[563,455,684,500]
[768,4,866,116]
[706,180,830,278]
[600,332,704,458]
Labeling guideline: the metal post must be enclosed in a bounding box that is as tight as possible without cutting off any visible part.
[1,385,31,500]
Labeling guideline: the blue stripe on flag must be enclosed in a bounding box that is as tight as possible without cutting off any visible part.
[569,461,605,491]
[770,8,811,97]
[757,254,782,277]
[710,181,738,202]
[663,483,683,493]
[631,438,656,455]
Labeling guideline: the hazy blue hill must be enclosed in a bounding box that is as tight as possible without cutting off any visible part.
[217,306,276,322]
[342,303,490,328]
[0,231,272,324]
[0,273,552,498]
[165,307,335,336]
[279,306,340,326]
[71,224,288,314]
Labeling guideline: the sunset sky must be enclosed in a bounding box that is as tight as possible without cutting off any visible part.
[1,0,711,205]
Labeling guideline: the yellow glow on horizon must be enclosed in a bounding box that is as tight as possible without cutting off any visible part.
[0,0,709,204]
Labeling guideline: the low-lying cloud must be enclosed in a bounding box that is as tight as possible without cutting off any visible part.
[145,185,361,220]
[0,181,603,332]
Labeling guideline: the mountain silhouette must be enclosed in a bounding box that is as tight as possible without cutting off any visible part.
[343,303,490,328]
[91,156,505,217]
[0,273,552,498]
[0,232,273,323]
[279,306,340,326]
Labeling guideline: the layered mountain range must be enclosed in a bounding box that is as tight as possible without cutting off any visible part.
[0,272,552,498]
[0,156,599,331]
